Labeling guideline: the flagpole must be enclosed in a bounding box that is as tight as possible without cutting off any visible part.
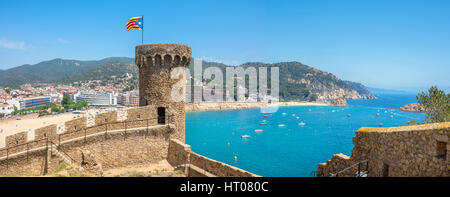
[142,15,144,44]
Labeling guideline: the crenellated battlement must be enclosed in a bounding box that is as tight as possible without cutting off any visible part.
[0,105,173,158]
[135,43,191,68]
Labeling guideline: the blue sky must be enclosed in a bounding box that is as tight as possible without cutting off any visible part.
[0,0,449,91]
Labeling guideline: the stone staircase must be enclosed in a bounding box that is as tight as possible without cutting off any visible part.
[50,144,73,166]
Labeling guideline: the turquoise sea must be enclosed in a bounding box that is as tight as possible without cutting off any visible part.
[185,93,425,177]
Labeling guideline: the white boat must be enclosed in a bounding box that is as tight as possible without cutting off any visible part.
[278,124,286,127]
[254,129,263,133]
[292,114,296,116]
[296,116,300,119]
[298,122,306,126]
[241,135,251,138]
[282,113,287,115]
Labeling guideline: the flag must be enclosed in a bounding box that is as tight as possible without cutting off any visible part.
[126,16,143,31]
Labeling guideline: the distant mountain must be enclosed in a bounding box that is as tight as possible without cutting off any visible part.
[0,57,375,101]
[0,57,134,86]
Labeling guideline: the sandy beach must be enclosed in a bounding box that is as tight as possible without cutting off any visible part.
[0,107,130,148]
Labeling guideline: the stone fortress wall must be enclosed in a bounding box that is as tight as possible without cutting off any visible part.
[0,104,257,176]
[0,44,258,177]
[318,122,450,177]
[0,105,174,175]
[167,139,260,177]
[135,43,192,143]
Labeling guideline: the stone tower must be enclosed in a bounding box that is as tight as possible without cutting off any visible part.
[135,43,191,142]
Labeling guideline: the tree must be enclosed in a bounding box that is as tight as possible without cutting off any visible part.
[62,94,73,107]
[407,120,418,126]
[416,86,449,123]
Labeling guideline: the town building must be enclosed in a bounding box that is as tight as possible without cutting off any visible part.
[0,103,14,117]
[18,96,51,110]
[75,92,117,106]
[118,90,139,106]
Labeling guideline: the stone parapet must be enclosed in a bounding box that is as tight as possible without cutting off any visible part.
[318,122,450,177]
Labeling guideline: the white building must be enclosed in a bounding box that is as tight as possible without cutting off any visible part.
[0,103,14,117]
[75,92,117,106]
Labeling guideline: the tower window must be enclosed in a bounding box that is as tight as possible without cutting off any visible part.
[157,107,166,124]
[437,141,447,160]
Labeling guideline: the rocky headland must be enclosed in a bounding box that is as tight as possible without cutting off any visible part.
[331,97,347,107]
[399,103,424,112]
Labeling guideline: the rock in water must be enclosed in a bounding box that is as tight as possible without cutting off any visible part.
[399,103,424,112]
[331,97,347,107]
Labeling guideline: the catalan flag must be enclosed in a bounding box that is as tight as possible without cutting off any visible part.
[126,16,143,31]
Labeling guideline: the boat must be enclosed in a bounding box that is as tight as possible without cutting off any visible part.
[376,113,380,117]
[379,123,383,127]
[241,135,251,138]
[259,122,268,125]
[347,114,351,117]
[282,113,287,115]
[278,124,286,127]
[292,114,296,116]
[298,122,306,126]
[296,116,300,119]
[263,115,269,117]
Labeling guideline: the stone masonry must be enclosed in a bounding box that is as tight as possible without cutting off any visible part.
[318,122,450,177]
[135,43,192,143]
[0,43,262,177]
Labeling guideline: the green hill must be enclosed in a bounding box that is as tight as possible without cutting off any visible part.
[0,57,375,101]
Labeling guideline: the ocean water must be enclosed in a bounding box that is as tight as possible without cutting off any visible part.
[185,93,425,177]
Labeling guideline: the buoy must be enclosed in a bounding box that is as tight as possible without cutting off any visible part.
[234,156,237,161]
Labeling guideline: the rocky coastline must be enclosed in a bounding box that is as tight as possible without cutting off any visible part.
[399,103,425,112]
[331,97,347,107]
